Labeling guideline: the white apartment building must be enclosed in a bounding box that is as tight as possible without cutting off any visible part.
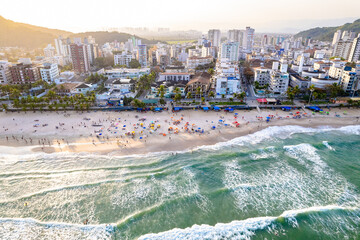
[208,29,221,47]
[220,42,240,62]
[332,30,342,46]
[227,29,244,44]
[114,52,133,67]
[270,71,289,94]
[39,63,59,83]
[186,56,213,69]
[104,68,150,79]
[214,59,241,96]
[243,27,255,52]
[348,34,360,62]
[339,69,358,93]
[269,63,289,94]
[158,72,190,82]
[253,67,271,86]
[0,61,11,84]
[44,44,56,58]
[333,39,353,59]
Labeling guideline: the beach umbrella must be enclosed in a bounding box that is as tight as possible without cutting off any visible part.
[140,137,143,139]
[212,126,216,129]
[123,125,126,127]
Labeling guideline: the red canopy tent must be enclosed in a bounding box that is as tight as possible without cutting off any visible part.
[257,98,267,103]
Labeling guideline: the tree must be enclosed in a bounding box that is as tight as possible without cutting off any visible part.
[94,56,114,69]
[157,85,166,100]
[326,83,342,98]
[132,99,146,108]
[286,87,295,103]
[46,90,57,100]
[1,104,8,111]
[308,84,315,104]
[174,93,182,103]
[221,94,225,99]
[207,68,215,75]
[186,92,192,99]
[237,92,246,101]
[10,88,21,99]
[129,59,141,68]
[209,91,215,99]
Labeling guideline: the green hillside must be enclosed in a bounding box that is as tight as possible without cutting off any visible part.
[295,19,360,41]
[69,31,160,45]
[0,15,160,49]
[0,16,71,48]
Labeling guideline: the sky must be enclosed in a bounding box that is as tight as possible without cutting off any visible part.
[1,0,359,33]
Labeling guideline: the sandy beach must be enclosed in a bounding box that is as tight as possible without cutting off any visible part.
[0,108,359,155]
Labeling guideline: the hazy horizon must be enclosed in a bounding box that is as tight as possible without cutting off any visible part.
[0,0,359,34]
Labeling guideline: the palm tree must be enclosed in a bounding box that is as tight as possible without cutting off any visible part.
[158,85,165,99]
[1,104,8,111]
[237,92,246,101]
[196,87,201,102]
[209,91,215,99]
[308,84,315,104]
[186,92,192,99]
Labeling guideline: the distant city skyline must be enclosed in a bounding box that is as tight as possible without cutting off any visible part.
[0,0,359,33]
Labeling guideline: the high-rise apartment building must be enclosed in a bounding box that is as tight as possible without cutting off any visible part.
[208,29,221,47]
[243,27,255,52]
[137,45,147,67]
[227,30,244,44]
[70,44,90,74]
[348,33,360,62]
[332,30,342,46]
[39,63,59,83]
[9,63,41,84]
[220,42,240,62]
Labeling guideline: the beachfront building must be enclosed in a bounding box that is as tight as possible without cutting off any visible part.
[104,68,150,79]
[39,63,59,83]
[0,60,12,84]
[186,72,212,98]
[104,78,136,97]
[9,63,41,85]
[329,63,359,93]
[186,56,213,70]
[310,76,339,89]
[151,81,187,98]
[339,68,358,93]
[114,52,133,67]
[214,59,241,96]
[289,71,310,91]
[158,72,190,82]
[269,71,289,94]
[253,67,271,87]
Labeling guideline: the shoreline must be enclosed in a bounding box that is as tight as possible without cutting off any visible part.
[1,109,359,156]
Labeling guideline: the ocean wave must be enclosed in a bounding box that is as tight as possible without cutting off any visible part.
[193,125,360,152]
[139,205,359,240]
[322,141,334,151]
[0,217,115,240]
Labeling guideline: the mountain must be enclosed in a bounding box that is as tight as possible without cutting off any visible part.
[295,19,360,41]
[0,16,160,49]
[69,31,160,45]
[0,15,71,49]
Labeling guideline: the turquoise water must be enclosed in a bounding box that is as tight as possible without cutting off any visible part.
[0,125,360,239]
